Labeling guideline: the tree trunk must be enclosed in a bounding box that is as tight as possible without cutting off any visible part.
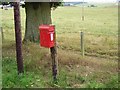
[24,2,51,42]
[24,2,58,81]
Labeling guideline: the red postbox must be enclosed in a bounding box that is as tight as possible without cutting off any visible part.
[39,25,55,48]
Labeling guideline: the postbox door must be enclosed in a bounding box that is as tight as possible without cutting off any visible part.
[39,25,55,48]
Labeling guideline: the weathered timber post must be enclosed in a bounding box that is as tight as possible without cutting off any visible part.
[81,32,84,57]
[14,2,24,74]
[0,27,4,40]
[50,28,58,83]
[82,0,85,21]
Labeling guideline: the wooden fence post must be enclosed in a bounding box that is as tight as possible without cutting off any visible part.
[0,27,4,40]
[14,2,24,74]
[81,32,84,57]
[0,27,1,90]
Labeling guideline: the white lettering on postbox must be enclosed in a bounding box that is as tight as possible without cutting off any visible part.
[50,33,53,41]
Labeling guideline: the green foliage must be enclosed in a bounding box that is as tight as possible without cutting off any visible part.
[1,2,9,5]
[2,57,33,88]
[50,0,63,9]
[75,74,86,84]
[87,81,105,88]
[24,1,63,9]
[0,1,2,5]
[48,70,68,88]
[56,70,68,87]
[86,75,119,88]
[104,75,119,88]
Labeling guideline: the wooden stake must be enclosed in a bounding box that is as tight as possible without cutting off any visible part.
[50,27,58,83]
[81,32,84,57]
[14,2,24,74]
[82,0,85,21]
[0,27,4,40]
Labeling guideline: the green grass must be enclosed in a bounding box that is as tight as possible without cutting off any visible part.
[52,6,118,35]
[2,56,118,88]
[1,4,119,88]
[52,6,118,59]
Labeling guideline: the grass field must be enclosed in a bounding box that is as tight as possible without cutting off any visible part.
[1,3,119,88]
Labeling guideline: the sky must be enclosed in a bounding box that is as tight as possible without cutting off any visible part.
[64,0,117,3]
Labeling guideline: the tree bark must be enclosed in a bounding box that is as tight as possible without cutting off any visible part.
[24,2,51,42]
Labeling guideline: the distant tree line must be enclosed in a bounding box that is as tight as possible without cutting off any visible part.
[0,2,14,6]
[0,1,62,8]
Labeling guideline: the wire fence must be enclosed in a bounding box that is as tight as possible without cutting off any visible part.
[56,31,118,37]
